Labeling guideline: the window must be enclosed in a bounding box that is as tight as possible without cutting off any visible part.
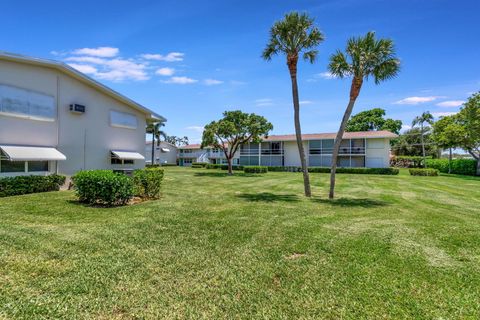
[309,140,321,155]
[0,160,25,173]
[0,84,55,121]
[110,153,134,165]
[183,159,193,164]
[110,110,137,129]
[28,161,49,172]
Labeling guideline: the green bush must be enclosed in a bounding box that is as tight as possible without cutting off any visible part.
[160,163,177,167]
[267,166,302,172]
[205,163,221,169]
[72,170,134,206]
[390,156,430,168]
[409,168,439,176]
[426,158,477,176]
[0,174,66,197]
[308,167,399,175]
[146,164,161,168]
[220,164,244,171]
[244,166,268,173]
[191,162,207,168]
[133,168,164,199]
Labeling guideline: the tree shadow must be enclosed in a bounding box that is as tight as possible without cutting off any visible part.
[194,172,262,178]
[236,192,300,202]
[311,197,388,208]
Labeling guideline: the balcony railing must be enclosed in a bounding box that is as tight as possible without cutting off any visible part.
[240,149,284,156]
[309,147,365,155]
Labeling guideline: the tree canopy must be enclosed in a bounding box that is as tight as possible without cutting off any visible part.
[346,108,402,134]
[165,136,189,147]
[202,111,273,174]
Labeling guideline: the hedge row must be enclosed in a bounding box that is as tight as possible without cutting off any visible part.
[205,164,244,170]
[0,174,66,197]
[390,156,431,168]
[244,166,268,173]
[425,158,477,176]
[308,167,399,175]
[72,168,164,206]
[409,168,439,176]
[191,162,207,168]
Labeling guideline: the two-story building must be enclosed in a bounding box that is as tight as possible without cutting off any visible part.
[0,51,165,177]
[177,144,240,166]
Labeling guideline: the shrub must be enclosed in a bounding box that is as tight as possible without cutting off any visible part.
[409,168,439,176]
[0,174,66,197]
[133,168,164,199]
[160,163,177,167]
[206,163,222,169]
[390,156,430,168]
[72,170,134,206]
[191,162,207,168]
[146,164,161,168]
[244,166,268,173]
[426,158,477,176]
[267,166,302,172]
[220,164,244,171]
[308,167,399,175]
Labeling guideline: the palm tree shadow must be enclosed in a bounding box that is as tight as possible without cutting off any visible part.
[236,192,300,202]
[312,197,388,208]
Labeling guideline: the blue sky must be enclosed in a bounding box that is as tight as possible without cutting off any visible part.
[2,0,479,143]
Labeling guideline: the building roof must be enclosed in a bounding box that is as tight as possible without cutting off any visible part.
[177,144,202,150]
[263,130,398,142]
[145,141,177,148]
[0,51,165,122]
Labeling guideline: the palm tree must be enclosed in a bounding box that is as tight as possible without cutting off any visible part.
[146,121,167,164]
[412,111,434,168]
[328,31,400,199]
[262,12,324,197]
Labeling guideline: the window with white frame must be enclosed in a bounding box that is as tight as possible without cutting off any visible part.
[110,110,138,129]
[110,152,135,165]
[0,84,56,121]
[0,151,49,173]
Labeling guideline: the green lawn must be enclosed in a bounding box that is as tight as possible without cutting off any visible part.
[1,167,480,319]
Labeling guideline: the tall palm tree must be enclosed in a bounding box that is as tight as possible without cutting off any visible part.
[412,111,434,168]
[146,121,167,164]
[328,31,400,199]
[262,12,324,197]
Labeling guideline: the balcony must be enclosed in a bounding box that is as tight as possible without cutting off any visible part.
[309,147,365,155]
[240,149,284,156]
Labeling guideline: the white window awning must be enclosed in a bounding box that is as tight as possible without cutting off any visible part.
[0,145,66,161]
[161,148,170,152]
[111,150,145,160]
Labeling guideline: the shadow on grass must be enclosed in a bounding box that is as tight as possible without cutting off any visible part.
[236,192,300,202]
[194,172,262,178]
[311,197,388,208]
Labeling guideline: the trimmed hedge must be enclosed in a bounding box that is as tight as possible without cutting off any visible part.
[133,168,164,199]
[390,156,430,168]
[409,168,439,176]
[244,166,268,173]
[206,163,244,171]
[308,167,399,175]
[425,158,477,176]
[0,174,66,197]
[160,163,177,167]
[72,170,134,206]
[268,166,302,172]
[191,162,207,168]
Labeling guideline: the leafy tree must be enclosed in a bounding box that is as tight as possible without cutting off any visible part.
[262,12,324,197]
[165,135,189,147]
[392,128,439,158]
[346,108,402,134]
[201,111,273,175]
[433,116,464,173]
[327,31,400,199]
[412,111,434,168]
[146,121,167,164]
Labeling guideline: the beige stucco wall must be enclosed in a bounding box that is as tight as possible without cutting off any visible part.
[0,60,148,176]
[365,138,390,168]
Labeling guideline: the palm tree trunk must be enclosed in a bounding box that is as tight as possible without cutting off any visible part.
[329,98,357,199]
[288,62,311,197]
[151,133,155,165]
[329,77,362,199]
[421,122,426,168]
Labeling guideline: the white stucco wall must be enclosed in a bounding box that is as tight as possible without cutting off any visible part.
[145,141,177,165]
[0,59,149,176]
[283,140,309,166]
[365,138,390,168]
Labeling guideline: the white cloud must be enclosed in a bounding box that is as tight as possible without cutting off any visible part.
[66,56,107,64]
[432,111,458,118]
[68,63,98,74]
[436,100,465,107]
[186,126,204,132]
[141,52,184,62]
[300,100,313,105]
[155,67,175,76]
[203,79,223,86]
[72,47,119,58]
[316,71,336,79]
[255,98,273,107]
[162,76,198,84]
[394,96,441,105]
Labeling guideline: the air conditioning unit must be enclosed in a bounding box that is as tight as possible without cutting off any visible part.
[69,104,86,114]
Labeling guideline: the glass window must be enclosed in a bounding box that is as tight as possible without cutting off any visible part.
[0,84,55,121]
[0,160,25,173]
[28,161,49,172]
[124,159,134,165]
[337,156,350,167]
[351,156,365,167]
[110,110,137,129]
[309,140,321,155]
[322,139,334,154]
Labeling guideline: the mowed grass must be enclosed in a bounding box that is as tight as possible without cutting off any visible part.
[1,167,480,319]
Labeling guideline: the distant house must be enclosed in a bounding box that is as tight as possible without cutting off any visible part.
[145,141,177,165]
[0,51,165,177]
[176,131,396,168]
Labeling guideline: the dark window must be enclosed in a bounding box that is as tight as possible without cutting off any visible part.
[28,161,49,172]
[0,160,25,173]
[111,157,122,165]
[124,159,134,165]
